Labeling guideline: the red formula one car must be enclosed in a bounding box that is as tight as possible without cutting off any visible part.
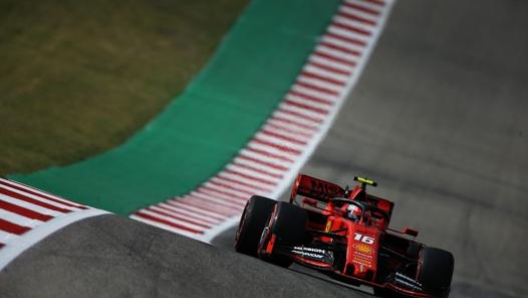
[235,174,454,298]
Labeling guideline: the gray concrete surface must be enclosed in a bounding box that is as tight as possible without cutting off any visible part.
[299,0,528,296]
[0,215,372,298]
[218,0,528,297]
[2,0,527,297]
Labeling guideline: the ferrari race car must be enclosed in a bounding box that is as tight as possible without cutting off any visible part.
[235,174,454,298]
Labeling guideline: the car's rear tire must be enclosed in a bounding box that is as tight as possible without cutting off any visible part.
[235,195,276,256]
[259,202,308,267]
[418,247,454,298]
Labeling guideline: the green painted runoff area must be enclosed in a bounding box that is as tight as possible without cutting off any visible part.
[11,0,341,215]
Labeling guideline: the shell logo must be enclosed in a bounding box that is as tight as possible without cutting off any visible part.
[354,243,375,254]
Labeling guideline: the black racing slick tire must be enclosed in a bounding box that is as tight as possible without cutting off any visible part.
[271,202,308,247]
[259,202,308,267]
[418,247,455,298]
[235,195,276,256]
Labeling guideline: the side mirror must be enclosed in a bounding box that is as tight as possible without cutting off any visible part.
[403,227,418,237]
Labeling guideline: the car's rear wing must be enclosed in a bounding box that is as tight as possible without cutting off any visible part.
[290,174,345,203]
[290,173,395,221]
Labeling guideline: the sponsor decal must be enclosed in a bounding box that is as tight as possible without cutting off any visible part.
[309,179,343,199]
[353,256,373,265]
[352,259,372,269]
[325,220,332,232]
[354,243,375,254]
[354,251,374,259]
[291,246,333,263]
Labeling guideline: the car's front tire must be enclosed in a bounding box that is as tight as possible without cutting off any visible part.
[258,202,308,267]
[418,247,455,298]
[235,195,276,256]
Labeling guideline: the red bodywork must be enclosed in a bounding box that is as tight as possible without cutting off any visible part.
[261,174,432,297]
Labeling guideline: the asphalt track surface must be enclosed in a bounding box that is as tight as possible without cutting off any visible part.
[2,0,528,297]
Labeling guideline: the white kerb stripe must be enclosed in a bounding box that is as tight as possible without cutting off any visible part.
[266,117,318,136]
[225,163,282,183]
[308,55,354,73]
[0,185,82,212]
[285,93,334,111]
[130,215,202,239]
[0,230,19,244]
[327,25,370,44]
[0,194,63,217]
[0,179,85,209]
[0,208,108,271]
[315,45,359,62]
[279,103,329,121]
[339,6,379,23]
[247,141,301,161]
[297,75,344,92]
[321,35,366,54]
[136,209,207,230]
[232,156,286,176]
[0,209,43,228]
[303,64,350,83]
[149,205,220,225]
[159,201,227,221]
[262,125,313,144]
[344,0,384,13]
[333,15,376,34]
[290,84,339,103]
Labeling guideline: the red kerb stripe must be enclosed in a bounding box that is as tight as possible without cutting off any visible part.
[364,0,386,7]
[245,146,295,163]
[214,175,272,193]
[207,180,255,197]
[325,31,367,47]
[198,185,249,201]
[260,129,308,146]
[0,219,31,235]
[0,200,53,222]
[307,60,352,77]
[196,185,248,202]
[238,154,290,171]
[252,137,303,156]
[301,70,346,86]
[0,187,72,213]
[0,180,87,210]
[271,115,319,131]
[177,197,237,216]
[223,168,277,186]
[332,20,372,36]
[266,122,313,139]
[342,2,381,16]
[134,212,203,234]
[146,207,212,228]
[185,194,243,211]
[278,107,325,125]
[288,88,335,106]
[284,99,330,116]
[162,201,227,220]
[154,204,221,224]
[295,81,340,96]
[231,161,284,179]
[320,41,362,57]
[313,51,356,67]
[338,11,377,26]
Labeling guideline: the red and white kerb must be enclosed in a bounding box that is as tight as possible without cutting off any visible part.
[0,178,108,270]
[131,0,396,242]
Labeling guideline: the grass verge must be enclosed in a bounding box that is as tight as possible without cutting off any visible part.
[0,0,248,177]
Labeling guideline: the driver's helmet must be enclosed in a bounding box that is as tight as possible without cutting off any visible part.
[346,204,361,222]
